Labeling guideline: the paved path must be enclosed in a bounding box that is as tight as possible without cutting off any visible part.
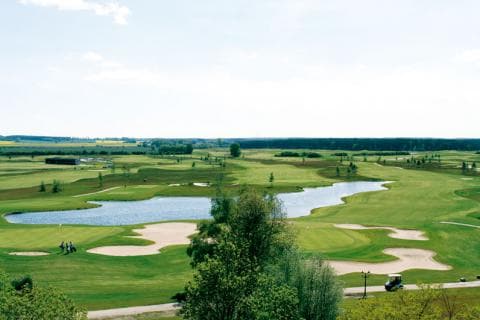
[440,221,480,229]
[88,303,180,319]
[73,187,120,198]
[344,280,480,295]
[88,281,480,319]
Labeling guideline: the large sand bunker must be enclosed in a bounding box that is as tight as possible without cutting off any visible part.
[328,248,450,275]
[335,224,428,241]
[87,222,197,256]
[9,251,50,256]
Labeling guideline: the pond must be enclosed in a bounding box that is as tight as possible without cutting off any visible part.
[5,181,389,226]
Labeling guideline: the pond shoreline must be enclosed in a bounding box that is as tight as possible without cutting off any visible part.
[5,181,391,226]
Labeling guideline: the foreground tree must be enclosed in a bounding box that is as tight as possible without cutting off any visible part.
[229,143,241,158]
[0,271,86,320]
[183,189,294,319]
[184,188,342,320]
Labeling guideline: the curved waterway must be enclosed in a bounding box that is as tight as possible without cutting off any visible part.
[6,181,389,226]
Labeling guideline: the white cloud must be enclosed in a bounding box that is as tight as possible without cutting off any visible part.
[82,51,103,62]
[18,0,130,25]
[453,49,480,65]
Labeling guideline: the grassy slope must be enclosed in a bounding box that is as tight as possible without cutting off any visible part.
[0,151,479,309]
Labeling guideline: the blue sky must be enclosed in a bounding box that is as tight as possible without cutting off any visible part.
[1,0,480,138]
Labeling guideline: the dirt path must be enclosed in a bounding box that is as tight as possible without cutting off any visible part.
[335,224,428,241]
[88,303,180,319]
[328,248,451,275]
[440,221,480,229]
[73,187,120,198]
[87,222,197,256]
[87,281,480,319]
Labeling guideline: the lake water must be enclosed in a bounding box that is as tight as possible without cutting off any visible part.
[5,181,389,226]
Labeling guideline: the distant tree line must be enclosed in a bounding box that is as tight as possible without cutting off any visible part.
[149,140,194,155]
[236,138,480,151]
[275,151,322,158]
[0,146,149,156]
[353,151,411,156]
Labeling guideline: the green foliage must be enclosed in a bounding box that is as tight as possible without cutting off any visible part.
[294,258,342,320]
[98,172,103,187]
[339,285,480,320]
[39,180,46,192]
[52,179,62,193]
[183,189,296,320]
[229,143,241,158]
[239,275,302,320]
[0,270,86,320]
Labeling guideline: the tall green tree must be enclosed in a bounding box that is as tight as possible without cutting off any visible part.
[269,172,274,188]
[39,181,46,192]
[229,143,241,158]
[183,189,294,320]
[52,180,62,193]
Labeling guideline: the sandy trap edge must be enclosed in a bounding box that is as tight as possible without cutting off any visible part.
[9,251,50,256]
[334,224,428,241]
[87,222,197,257]
[328,248,451,275]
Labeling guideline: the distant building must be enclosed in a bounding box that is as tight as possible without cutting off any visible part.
[45,157,80,165]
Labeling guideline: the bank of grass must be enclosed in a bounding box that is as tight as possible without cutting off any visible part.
[0,150,479,309]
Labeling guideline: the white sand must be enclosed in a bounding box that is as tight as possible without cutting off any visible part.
[87,222,197,256]
[73,186,120,198]
[9,251,50,256]
[168,183,181,187]
[461,177,473,180]
[328,248,451,275]
[335,224,428,241]
[193,182,209,187]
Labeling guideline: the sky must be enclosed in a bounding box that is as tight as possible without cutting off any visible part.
[1,0,480,138]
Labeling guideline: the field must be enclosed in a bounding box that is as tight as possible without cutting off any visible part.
[0,147,479,311]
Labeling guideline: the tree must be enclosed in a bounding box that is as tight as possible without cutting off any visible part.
[336,166,340,177]
[183,189,294,320]
[52,180,62,193]
[39,181,46,192]
[0,270,86,319]
[185,144,194,155]
[293,258,342,320]
[269,172,274,188]
[98,172,103,187]
[462,161,468,174]
[472,161,477,172]
[230,143,241,158]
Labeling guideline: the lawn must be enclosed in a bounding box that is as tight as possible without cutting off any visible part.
[0,149,479,309]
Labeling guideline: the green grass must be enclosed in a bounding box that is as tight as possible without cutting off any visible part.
[0,150,479,310]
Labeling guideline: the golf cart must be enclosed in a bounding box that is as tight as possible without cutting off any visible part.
[385,274,404,292]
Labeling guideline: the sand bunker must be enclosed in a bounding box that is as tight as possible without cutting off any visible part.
[328,248,451,275]
[9,251,50,256]
[335,224,428,241]
[87,222,197,256]
[193,182,209,187]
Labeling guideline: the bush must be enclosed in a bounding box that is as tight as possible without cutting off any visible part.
[0,271,86,320]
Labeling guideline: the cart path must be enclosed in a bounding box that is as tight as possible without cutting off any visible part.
[87,281,480,319]
[73,186,120,198]
[440,221,480,229]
